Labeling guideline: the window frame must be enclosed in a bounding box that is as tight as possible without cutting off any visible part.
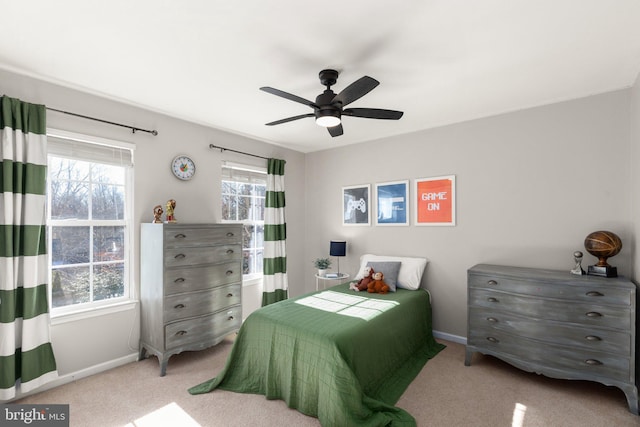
[46,129,135,318]
[220,162,267,281]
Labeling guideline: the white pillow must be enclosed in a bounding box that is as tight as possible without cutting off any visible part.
[354,254,428,290]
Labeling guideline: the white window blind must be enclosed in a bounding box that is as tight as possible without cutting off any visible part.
[47,130,134,167]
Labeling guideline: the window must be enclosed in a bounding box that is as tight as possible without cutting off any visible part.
[46,130,134,314]
[221,162,266,279]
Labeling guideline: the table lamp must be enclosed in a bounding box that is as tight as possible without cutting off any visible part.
[330,240,346,276]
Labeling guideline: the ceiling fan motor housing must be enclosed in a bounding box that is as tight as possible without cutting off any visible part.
[319,69,339,87]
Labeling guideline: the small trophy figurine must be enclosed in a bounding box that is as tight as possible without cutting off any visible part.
[152,205,163,223]
[165,199,177,223]
[570,251,585,275]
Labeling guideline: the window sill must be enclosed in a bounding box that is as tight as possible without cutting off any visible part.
[51,300,138,326]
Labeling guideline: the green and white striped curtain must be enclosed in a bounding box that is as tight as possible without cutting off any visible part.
[262,158,287,306]
[0,96,57,400]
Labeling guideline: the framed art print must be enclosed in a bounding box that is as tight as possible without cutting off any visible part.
[342,184,370,226]
[414,175,456,226]
[375,180,409,226]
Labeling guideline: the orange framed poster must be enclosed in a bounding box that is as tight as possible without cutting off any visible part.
[414,175,456,226]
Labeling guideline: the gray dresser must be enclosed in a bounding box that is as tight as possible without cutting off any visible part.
[466,264,638,415]
[140,223,242,376]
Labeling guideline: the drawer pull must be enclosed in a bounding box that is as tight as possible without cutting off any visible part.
[174,277,185,283]
[487,280,498,286]
[226,232,235,237]
[585,359,602,366]
[226,270,234,276]
[486,317,498,323]
[487,297,499,303]
[585,335,602,341]
[226,249,234,254]
[228,316,234,321]
[174,253,186,260]
[586,311,602,318]
[174,304,185,309]
[175,330,187,336]
[486,336,499,343]
[227,293,234,298]
[174,233,186,239]
[586,291,604,297]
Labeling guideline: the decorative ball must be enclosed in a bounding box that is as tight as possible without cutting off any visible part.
[584,231,622,266]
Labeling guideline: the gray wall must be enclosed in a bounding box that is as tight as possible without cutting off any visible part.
[305,89,633,338]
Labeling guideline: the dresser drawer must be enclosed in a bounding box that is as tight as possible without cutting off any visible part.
[469,274,632,306]
[469,288,631,329]
[468,329,632,382]
[164,244,241,268]
[164,226,242,248]
[164,262,241,295]
[468,307,631,354]
[164,284,241,323]
[165,305,242,349]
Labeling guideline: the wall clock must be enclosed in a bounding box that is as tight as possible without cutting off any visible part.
[171,155,196,180]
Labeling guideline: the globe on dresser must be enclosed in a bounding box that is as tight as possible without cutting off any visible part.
[584,230,622,277]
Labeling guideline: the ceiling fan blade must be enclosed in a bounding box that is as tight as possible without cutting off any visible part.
[327,124,344,137]
[260,87,318,109]
[343,108,404,120]
[332,76,379,107]
[265,113,315,126]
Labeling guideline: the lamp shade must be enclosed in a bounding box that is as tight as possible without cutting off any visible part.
[329,241,346,257]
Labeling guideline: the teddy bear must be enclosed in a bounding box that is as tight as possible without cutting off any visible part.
[350,266,375,292]
[367,271,390,294]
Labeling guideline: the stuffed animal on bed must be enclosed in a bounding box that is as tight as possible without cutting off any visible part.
[367,271,390,294]
[349,266,375,292]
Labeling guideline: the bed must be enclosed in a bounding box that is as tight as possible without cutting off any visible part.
[189,255,445,426]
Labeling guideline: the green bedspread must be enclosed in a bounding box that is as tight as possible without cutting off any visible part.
[189,283,445,426]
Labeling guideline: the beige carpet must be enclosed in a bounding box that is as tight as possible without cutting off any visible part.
[14,337,638,426]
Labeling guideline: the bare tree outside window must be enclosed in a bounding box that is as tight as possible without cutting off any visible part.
[48,156,128,309]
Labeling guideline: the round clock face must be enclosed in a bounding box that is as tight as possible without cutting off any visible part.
[171,155,195,180]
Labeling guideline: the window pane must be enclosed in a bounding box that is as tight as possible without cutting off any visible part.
[238,183,253,196]
[94,263,125,300]
[92,183,125,220]
[92,163,124,185]
[237,196,251,220]
[222,181,236,195]
[52,226,90,265]
[242,250,250,275]
[51,267,90,307]
[242,224,254,249]
[50,181,89,220]
[93,226,124,262]
[256,185,266,197]
[253,197,265,222]
[221,194,237,220]
[255,224,264,248]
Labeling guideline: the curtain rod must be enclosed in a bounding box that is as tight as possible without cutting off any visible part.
[209,144,269,160]
[47,107,158,136]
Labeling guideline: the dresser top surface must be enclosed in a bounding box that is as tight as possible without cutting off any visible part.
[469,263,637,289]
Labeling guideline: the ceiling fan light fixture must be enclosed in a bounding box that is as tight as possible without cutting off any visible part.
[315,110,341,127]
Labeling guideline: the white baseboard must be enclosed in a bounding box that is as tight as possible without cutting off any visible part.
[433,330,467,345]
[10,352,139,402]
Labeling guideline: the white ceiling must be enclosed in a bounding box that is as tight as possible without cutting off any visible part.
[1,1,640,153]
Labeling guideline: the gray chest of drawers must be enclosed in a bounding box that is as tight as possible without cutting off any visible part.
[140,223,242,376]
[465,264,638,415]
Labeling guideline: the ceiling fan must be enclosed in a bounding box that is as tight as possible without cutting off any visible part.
[260,69,403,137]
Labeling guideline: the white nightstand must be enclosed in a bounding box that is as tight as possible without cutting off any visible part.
[315,273,350,291]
